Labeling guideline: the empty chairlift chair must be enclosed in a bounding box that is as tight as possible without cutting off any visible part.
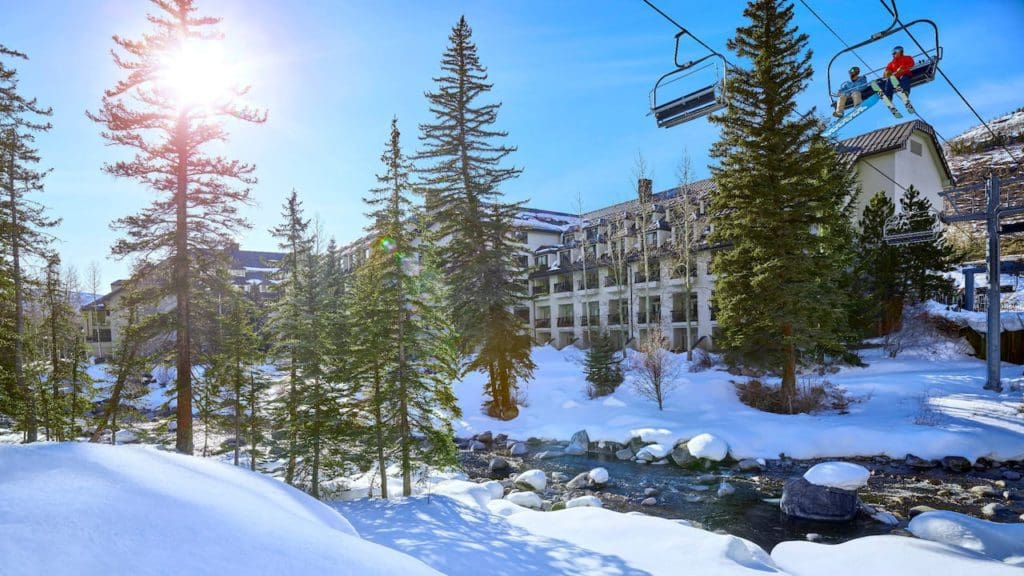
[650,31,730,128]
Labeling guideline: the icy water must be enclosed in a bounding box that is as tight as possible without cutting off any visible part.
[524,450,897,551]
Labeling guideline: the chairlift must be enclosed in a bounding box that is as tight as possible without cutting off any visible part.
[650,30,729,128]
[882,210,940,246]
[827,1,942,111]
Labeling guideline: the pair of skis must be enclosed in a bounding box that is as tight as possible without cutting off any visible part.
[823,93,879,137]
[870,75,915,118]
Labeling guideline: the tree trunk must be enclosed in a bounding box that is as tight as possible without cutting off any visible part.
[285,361,298,484]
[48,285,61,441]
[8,142,36,442]
[311,379,321,499]
[233,368,241,467]
[70,334,81,438]
[248,373,258,472]
[781,323,797,400]
[374,369,388,499]
[397,278,411,496]
[684,282,693,361]
[174,114,193,455]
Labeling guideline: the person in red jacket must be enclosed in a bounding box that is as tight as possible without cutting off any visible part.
[882,45,915,100]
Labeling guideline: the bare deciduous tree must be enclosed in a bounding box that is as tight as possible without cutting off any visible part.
[630,326,681,410]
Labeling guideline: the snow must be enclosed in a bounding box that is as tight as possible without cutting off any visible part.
[635,443,672,460]
[565,495,602,508]
[802,462,870,490]
[482,480,505,500]
[687,433,730,461]
[908,510,1024,566]
[927,300,1024,333]
[514,469,547,491]
[505,491,543,509]
[454,345,1024,462]
[587,466,609,484]
[0,443,441,576]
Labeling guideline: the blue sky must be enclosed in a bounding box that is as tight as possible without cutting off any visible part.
[2,0,1023,287]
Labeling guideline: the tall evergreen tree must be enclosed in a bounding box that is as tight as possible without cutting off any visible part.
[417,17,533,420]
[584,332,624,398]
[89,0,266,454]
[896,186,955,303]
[0,45,57,442]
[852,191,902,335]
[708,0,855,398]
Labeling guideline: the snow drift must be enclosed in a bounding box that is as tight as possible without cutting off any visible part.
[0,443,440,576]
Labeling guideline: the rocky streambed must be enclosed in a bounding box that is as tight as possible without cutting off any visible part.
[456,431,1024,551]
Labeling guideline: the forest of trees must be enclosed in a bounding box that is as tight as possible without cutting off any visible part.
[0,0,965,499]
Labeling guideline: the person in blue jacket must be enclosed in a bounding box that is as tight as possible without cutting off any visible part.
[833,66,868,118]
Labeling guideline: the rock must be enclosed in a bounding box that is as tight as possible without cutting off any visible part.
[565,430,590,455]
[780,477,860,522]
[644,487,660,497]
[167,421,178,433]
[803,462,870,490]
[550,472,566,483]
[488,457,510,473]
[717,482,736,497]
[550,501,566,511]
[687,433,729,461]
[670,444,695,467]
[615,447,635,461]
[871,510,900,526]
[806,533,823,542]
[1003,471,1022,481]
[566,472,591,490]
[694,473,717,485]
[476,431,493,444]
[494,433,508,445]
[468,440,486,451]
[640,497,658,507]
[565,495,603,509]
[509,443,528,456]
[506,491,543,509]
[909,505,936,518]
[534,450,564,460]
[981,502,1004,518]
[941,456,972,473]
[482,480,505,500]
[969,484,997,498]
[905,454,938,469]
[113,430,140,444]
[736,458,762,472]
[588,467,610,485]
[635,444,671,462]
[514,469,547,492]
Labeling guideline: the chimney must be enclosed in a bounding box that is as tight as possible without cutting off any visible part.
[638,178,653,204]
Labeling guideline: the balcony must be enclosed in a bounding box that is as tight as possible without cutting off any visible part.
[535,317,551,328]
[604,276,625,287]
[531,285,550,296]
[553,282,573,293]
[634,272,661,284]
[580,315,601,327]
[556,316,574,328]
[637,312,660,325]
[607,313,623,325]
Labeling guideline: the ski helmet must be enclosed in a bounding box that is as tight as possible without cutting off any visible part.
[892,45,904,54]
[848,66,860,75]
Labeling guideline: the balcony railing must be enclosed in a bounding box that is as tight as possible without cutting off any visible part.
[535,317,551,328]
[634,272,661,284]
[556,316,574,328]
[604,276,625,287]
[580,315,601,327]
[553,282,573,293]
[607,313,623,325]
[532,285,550,296]
[637,312,659,325]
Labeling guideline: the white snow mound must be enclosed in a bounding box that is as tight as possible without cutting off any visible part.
[588,467,609,484]
[908,510,1024,566]
[802,462,870,490]
[565,495,603,509]
[687,433,729,461]
[505,491,543,509]
[0,443,440,576]
[514,469,546,491]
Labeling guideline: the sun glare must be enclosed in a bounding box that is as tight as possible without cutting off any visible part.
[158,39,234,108]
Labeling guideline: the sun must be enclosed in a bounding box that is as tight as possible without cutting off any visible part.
[157,38,235,109]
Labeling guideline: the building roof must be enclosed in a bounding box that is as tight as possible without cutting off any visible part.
[582,179,716,222]
[836,120,953,183]
[230,249,284,269]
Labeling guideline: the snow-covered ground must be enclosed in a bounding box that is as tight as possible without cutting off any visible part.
[336,478,1024,576]
[0,443,441,576]
[455,344,1024,462]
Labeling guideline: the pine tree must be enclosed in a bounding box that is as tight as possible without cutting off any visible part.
[708,0,855,398]
[0,45,57,442]
[584,332,624,398]
[853,191,902,335]
[896,186,955,303]
[417,17,533,420]
[89,0,266,454]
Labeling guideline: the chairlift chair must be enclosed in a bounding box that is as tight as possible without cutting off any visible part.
[827,2,942,112]
[882,210,940,246]
[650,31,729,128]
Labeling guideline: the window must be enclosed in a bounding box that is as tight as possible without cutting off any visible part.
[584,244,597,260]
[512,229,528,243]
[515,254,529,269]
[585,227,598,241]
[535,254,549,268]
[910,139,923,156]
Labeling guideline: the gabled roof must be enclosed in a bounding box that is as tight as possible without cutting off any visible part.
[230,249,284,269]
[836,120,953,182]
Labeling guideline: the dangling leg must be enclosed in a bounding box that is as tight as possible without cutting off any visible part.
[834,93,849,117]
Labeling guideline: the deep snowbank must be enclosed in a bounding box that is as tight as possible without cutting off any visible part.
[0,443,440,576]
[455,345,1024,462]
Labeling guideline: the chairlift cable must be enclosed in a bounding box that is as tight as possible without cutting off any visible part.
[640,0,738,70]
[878,0,1021,168]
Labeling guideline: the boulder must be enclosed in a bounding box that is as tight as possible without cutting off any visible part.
[476,431,493,444]
[635,444,671,462]
[981,502,1005,518]
[670,444,695,467]
[506,491,543,509]
[803,462,870,490]
[469,440,486,451]
[909,505,936,518]
[615,447,635,461]
[941,456,972,473]
[640,497,658,507]
[565,430,590,455]
[482,480,505,500]
[113,430,140,444]
[565,495,603,509]
[494,433,508,446]
[566,472,591,490]
[969,484,997,498]
[488,457,510,473]
[534,450,564,460]
[588,467,610,485]
[1003,470,1022,481]
[509,443,528,456]
[736,458,762,472]
[514,469,547,492]
[717,482,736,497]
[644,487,659,497]
[687,433,728,461]
[780,477,860,522]
[905,454,938,469]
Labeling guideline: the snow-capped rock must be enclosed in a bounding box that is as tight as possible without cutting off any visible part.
[514,469,547,492]
[588,467,609,485]
[687,434,728,461]
[565,495,602,509]
[482,480,505,501]
[803,462,870,491]
[635,443,671,462]
[505,491,543,510]
[909,510,1024,565]
[717,482,735,497]
[565,429,590,455]
[509,442,528,456]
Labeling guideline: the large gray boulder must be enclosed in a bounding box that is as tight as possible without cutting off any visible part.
[565,429,590,455]
[780,477,860,522]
